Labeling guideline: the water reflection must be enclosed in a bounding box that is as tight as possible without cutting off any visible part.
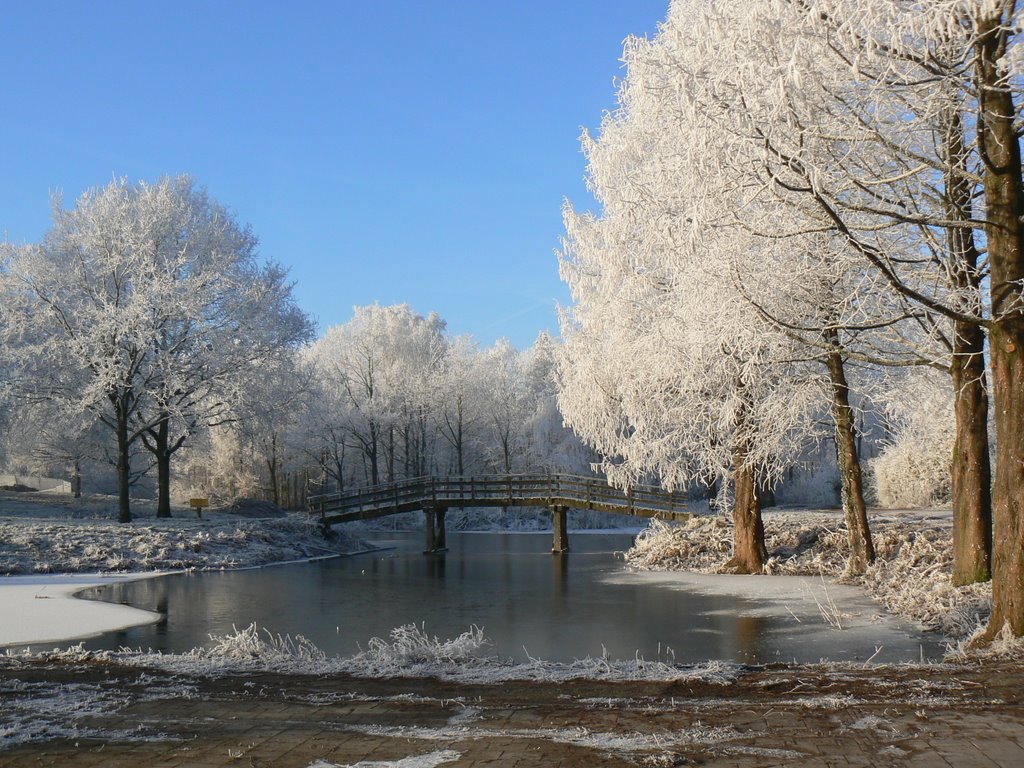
[733,614,764,662]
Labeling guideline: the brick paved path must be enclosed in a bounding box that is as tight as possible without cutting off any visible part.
[2,659,1023,767]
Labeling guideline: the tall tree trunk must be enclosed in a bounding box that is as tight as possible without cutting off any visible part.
[267,434,280,505]
[945,105,993,586]
[403,424,412,478]
[386,425,395,483]
[369,424,380,486]
[823,332,874,574]
[154,417,173,519]
[456,413,464,477]
[722,438,767,574]
[116,401,132,523]
[951,322,993,586]
[977,8,1024,639]
[71,459,82,498]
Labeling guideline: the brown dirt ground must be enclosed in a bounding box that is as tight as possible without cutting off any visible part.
[2,657,1023,767]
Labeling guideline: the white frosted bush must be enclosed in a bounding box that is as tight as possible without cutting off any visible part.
[204,623,326,663]
[353,624,489,673]
[870,369,954,508]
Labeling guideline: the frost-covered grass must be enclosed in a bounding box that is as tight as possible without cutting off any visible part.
[624,512,992,645]
[0,674,196,749]
[0,507,368,575]
[14,622,741,686]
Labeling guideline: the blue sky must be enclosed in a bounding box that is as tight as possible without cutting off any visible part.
[0,1,667,348]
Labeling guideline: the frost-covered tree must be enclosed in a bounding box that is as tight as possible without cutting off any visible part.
[222,351,313,507]
[0,176,312,521]
[431,334,487,477]
[306,304,446,486]
[521,332,596,474]
[576,0,1024,635]
[615,0,992,579]
[559,150,823,574]
[479,339,538,474]
[133,178,312,517]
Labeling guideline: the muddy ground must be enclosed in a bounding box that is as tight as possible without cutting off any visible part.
[2,657,1023,767]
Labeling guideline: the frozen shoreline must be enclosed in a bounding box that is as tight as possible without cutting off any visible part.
[0,490,377,649]
[0,572,163,647]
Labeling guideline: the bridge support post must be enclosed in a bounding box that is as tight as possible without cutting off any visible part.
[551,505,569,554]
[424,506,448,554]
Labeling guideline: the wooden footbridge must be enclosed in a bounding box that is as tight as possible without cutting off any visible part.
[308,473,687,554]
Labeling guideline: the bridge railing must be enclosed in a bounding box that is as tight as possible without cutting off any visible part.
[308,473,684,518]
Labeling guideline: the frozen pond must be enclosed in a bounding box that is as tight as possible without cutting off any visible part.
[79,531,944,664]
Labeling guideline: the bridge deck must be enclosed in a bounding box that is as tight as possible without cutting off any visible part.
[308,474,687,526]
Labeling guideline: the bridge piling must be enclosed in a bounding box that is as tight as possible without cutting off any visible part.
[551,505,569,554]
[424,506,448,554]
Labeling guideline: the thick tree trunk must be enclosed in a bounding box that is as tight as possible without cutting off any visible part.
[823,333,874,574]
[116,404,132,523]
[722,440,767,574]
[153,418,173,519]
[977,9,1024,640]
[944,106,993,586]
[951,322,992,585]
[71,459,82,498]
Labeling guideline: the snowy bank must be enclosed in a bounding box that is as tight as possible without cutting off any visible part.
[624,510,992,645]
[0,511,368,575]
[0,573,161,647]
[1,491,374,648]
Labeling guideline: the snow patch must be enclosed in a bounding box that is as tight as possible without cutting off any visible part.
[309,753,461,768]
[0,573,161,647]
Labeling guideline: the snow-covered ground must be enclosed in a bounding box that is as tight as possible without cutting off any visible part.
[0,573,162,647]
[624,507,997,653]
[0,490,371,648]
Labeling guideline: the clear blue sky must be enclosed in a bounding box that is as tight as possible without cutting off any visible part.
[0,1,667,348]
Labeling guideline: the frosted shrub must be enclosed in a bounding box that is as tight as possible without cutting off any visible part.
[870,369,954,508]
[353,624,489,673]
[625,518,733,572]
[204,623,326,663]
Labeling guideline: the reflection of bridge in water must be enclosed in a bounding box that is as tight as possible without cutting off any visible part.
[308,474,688,554]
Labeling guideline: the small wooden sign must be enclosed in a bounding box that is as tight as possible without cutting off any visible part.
[189,497,209,518]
